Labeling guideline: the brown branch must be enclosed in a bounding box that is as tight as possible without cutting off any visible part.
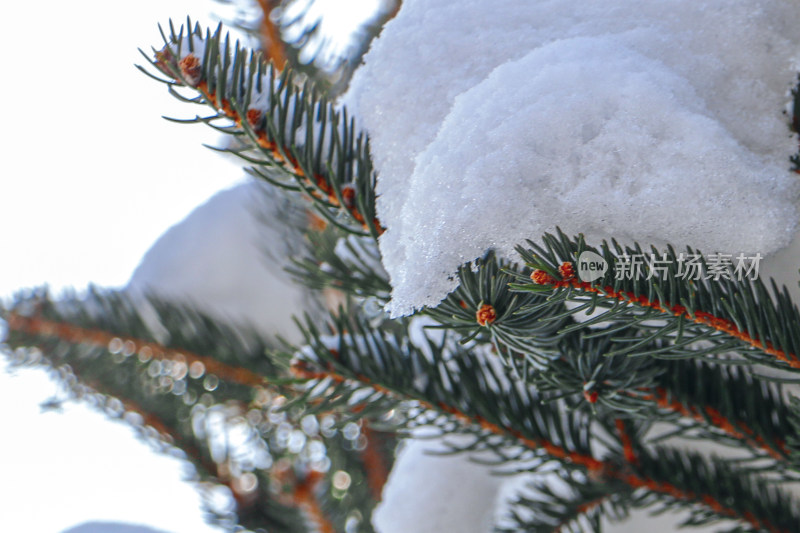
[615,419,638,466]
[291,471,336,533]
[12,314,281,516]
[360,425,390,501]
[255,0,287,68]
[551,496,609,533]
[236,86,383,234]
[638,387,788,461]
[531,263,800,368]
[6,312,265,388]
[291,360,604,470]
[535,263,790,460]
[291,360,789,533]
[163,49,385,235]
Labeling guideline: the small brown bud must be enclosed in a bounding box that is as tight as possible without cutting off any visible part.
[558,262,575,281]
[246,108,263,129]
[530,269,557,285]
[178,54,202,86]
[476,304,497,326]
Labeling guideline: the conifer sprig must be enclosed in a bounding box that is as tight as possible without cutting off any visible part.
[423,248,796,469]
[1,292,306,531]
[498,474,632,533]
[650,360,792,464]
[288,226,391,300]
[289,307,600,469]
[0,289,389,533]
[425,252,567,352]
[289,311,800,531]
[496,334,793,465]
[511,230,800,372]
[140,18,383,238]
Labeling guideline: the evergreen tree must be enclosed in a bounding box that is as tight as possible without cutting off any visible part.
[3,1,800,532]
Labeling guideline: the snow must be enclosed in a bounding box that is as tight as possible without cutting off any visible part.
[372,437,505,533]
[343,0,800,315]
[127,180,313,342]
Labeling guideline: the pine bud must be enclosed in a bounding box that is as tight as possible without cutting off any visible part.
[558,261,575,281]
[178,54,202,86]
[530,269,556,285]
[476,304,497,326]
[246,108,263,129]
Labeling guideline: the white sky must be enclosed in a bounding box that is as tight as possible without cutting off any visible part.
[0,1,245,531]
[0,367,219,533]
[0,0,245,297]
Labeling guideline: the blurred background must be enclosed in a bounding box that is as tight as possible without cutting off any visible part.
[0,0,383,531]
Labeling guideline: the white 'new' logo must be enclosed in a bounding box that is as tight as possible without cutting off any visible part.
[577,251,608,282]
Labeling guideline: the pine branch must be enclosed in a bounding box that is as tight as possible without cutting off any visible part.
[2,299,309,531]
[498,473,632,533]
[140,19,383,237]
[646,360,792,463]
[288,225,391,300]
[424,247,795,469]
[255,0,288,68]
[512,230,800,372]
[497,332,793,465]
[289,308,601,470]
[1,288,390,533]
[494,328,662,410]
[360,425,392,501]
[5,311,267,388]
[425,251,567,351]
[629,446,800,532]
[289,307,800,531]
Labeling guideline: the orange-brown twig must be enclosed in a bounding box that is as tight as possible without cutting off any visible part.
[639,387,788,461]
[531,263,799,368]
[293,471,336,533]
[291,360,604,470]
[255,0,287,68]
[615,419,638,466]
[535,262,790,459]
[167,58,385,234]
[6,312,265,388]
[360,425,390,501]
[551,496,609,533]
[291,360,789,533]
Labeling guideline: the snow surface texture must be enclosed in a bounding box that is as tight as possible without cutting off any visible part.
[373,436,736,533]
[127,181,313,342]
[343,0,800,315]
[372,436,505,533]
